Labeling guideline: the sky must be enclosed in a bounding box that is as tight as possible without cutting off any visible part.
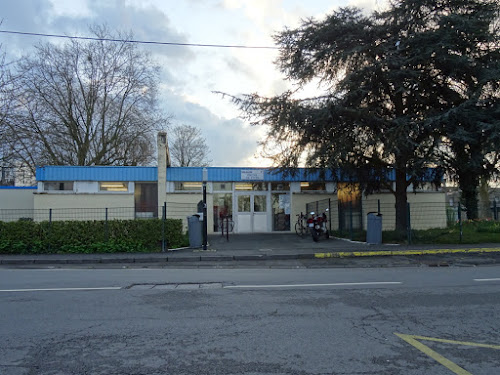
[0,0,387,167]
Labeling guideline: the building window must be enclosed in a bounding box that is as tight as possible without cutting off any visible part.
[271,182,290,191]
[237,195,251,212]
[99,182,128,192]
[300,182,326,191]
[174,182,202,191]
[44,182,74,191]
[235,182,267,191]
[213,182,232,191]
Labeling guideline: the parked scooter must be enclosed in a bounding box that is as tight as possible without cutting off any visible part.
[307,210,330,242]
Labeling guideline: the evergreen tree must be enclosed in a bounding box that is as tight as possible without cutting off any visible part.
[225,0,499,232]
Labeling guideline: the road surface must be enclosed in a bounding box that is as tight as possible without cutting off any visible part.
[1,266,499,374]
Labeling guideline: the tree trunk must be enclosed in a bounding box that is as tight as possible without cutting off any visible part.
[459,171,479,220]
[478,177,491,219]
[395,167,408,234]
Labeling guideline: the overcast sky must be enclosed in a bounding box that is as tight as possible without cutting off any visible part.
[0,0,386,167]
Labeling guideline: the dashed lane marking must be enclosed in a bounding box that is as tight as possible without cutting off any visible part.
[224,281,402,289]
[395,333,500,375]
[0,287,121,292]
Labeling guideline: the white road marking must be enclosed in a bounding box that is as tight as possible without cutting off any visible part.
[0,287,121,292]
[473,278,500,282]
[224,281,402,289]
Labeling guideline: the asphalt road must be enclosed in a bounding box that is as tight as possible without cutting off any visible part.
[1,266,500,374]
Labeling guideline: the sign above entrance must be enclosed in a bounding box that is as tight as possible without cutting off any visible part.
[241,169,264,181]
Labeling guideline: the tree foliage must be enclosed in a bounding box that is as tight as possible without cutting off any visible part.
[226,0,500,230]
[169,124,212,167]
[2,25,169,174]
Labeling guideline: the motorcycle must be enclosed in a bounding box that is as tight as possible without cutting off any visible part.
[307,210,330,242]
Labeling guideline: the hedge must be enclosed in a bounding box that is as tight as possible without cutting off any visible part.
[0,218,188,254]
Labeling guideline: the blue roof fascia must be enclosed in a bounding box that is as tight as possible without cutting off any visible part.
[0,186,36,189]
[36,166,157,182]
[33,166,442,183]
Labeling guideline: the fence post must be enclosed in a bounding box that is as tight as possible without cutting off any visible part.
[161,202,167,252]
[337,200,342,236]
[48,208,52,252]
[458,204,463,243]
[105,208,109,242]
[349,201,353,240]
[407,203,412,245]
[328,198,332,233]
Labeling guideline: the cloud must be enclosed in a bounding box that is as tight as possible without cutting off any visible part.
[161,89,266,167]
[0,0,194,62]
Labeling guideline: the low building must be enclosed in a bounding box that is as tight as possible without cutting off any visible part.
[30,164,447,232]
[1,135,448,231]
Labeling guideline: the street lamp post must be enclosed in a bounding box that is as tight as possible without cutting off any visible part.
[202,168,208,250]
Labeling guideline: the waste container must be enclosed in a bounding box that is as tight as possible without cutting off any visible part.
[187,215,203,248]
[366,212,382,244]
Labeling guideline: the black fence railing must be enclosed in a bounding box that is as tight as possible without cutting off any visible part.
[0,203,199,226]
[305,198,500,244]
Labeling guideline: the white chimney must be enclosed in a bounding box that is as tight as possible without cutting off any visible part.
[157,132,169,215]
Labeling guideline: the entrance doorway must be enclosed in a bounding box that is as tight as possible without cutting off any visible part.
[236,193,269,232]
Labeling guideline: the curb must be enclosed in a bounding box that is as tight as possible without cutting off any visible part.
[314,247,500,258]
[1,248,500,266]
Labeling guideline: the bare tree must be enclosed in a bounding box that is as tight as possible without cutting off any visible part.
[169,124,212,167]
[5,25,169,174]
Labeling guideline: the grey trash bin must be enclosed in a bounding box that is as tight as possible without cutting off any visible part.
[366,212,382,244]
[187,215,203,248]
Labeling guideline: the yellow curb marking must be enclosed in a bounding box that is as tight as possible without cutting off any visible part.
[395,333,500,375]
[314,248,500,258]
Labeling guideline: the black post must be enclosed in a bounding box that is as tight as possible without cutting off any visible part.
[493,200,498,221]
[161,202,167,252]
[377,199,381,215]
[48,208,52,252]
[458,204,463,242]
[105,208,109,242]
[328,198,332,233]
[407,202,412,245]
[338,200,343,236]
[349,201,353,240]
[202,182,208,250]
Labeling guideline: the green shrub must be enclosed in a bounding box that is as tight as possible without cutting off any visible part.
[0,218,187,254]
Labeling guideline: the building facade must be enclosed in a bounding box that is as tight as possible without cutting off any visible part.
[28,165,447,232]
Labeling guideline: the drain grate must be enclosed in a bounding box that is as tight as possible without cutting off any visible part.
[127,282,223,290]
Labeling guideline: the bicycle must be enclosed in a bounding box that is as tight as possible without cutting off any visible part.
[219,215,234,234]
[294,212,308,237]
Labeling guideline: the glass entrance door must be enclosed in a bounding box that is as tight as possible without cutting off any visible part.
[236,193,269,232]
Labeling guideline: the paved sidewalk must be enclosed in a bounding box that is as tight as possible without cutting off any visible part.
[1,233,500,266]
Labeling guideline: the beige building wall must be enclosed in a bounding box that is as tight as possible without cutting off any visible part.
[363,192,447,230]
[0,188,36,221]
[34,193,135,221]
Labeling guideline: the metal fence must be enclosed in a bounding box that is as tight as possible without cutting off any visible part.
[305,198,500,243]
[0,202,199,228]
